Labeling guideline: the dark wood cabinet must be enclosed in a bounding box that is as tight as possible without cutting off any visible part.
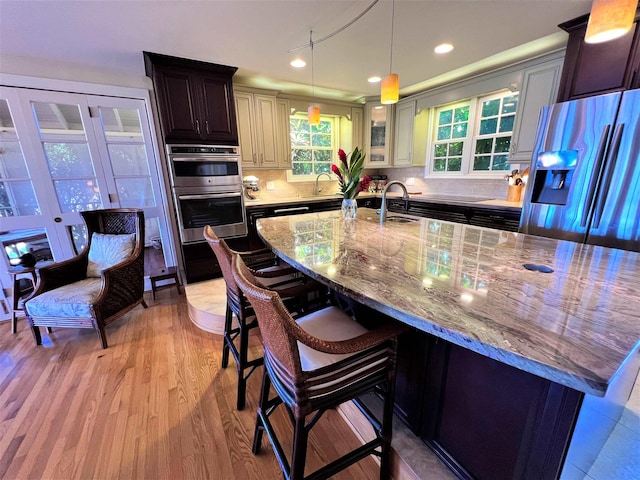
[557,8,640,101]
[144,52,238,144]
[182,235,248,284]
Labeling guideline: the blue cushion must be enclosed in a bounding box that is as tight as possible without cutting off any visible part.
[25,278,102,318]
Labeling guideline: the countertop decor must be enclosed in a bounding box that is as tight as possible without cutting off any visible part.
[331,147,370,199]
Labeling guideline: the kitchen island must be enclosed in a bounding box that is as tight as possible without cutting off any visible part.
[255,208,640,479]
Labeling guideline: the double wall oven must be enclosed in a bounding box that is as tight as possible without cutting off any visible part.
[167,144,247,245]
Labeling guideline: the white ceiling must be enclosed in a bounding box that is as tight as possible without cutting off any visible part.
[0,0,592,102]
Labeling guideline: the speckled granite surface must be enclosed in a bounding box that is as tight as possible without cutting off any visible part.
[256,208,640,397]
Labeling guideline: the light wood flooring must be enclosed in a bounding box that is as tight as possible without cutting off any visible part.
[0,289,381,480]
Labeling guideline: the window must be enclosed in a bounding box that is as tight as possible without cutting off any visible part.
[290,114,337,179]
[428,90,518,176]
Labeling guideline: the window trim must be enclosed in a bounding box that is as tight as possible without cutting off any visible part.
[286,113,341,183]
[425,89,518,178]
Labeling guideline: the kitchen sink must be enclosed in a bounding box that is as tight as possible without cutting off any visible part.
[386,215,419,223]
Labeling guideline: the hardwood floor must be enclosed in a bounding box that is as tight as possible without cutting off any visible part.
[0,290,380,480]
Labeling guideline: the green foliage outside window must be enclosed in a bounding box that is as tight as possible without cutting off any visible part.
[290,115,334,176]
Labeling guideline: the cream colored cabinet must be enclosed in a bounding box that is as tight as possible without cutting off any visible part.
[509,58,563,163]
[275,98,292,168]
[235,90,280,168]
[364,102,393,167]
[393,100,415,167]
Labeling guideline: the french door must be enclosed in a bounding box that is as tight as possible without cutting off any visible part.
[0,86,174,309]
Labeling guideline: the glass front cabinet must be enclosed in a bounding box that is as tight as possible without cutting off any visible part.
[364,102,393,167]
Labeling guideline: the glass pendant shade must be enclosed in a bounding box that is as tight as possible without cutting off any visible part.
[585,0,636,44]
[308,105,320,125]
[381,73,399,104]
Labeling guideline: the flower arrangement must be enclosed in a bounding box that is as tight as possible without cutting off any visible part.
[331,147,371,199]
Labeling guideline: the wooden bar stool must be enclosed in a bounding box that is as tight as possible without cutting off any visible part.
[8,265,37,334]
[232,253,406,480]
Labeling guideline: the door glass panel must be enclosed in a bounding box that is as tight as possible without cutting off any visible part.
[32,101,104,213]
[99,107,156,208]
[0,99,41,217]
[68,223,88,255]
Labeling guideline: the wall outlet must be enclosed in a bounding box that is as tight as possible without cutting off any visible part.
[266,181,275,190]
[405,177,415,186]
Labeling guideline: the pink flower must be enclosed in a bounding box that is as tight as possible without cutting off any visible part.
[331,163,344,182]
[338,149,347,165]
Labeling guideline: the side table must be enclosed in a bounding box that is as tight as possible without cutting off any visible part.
[149,266,182,300]
[8,265,37,334]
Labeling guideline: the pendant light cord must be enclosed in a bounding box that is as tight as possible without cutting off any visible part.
[389,0,395,74]
[310,30,315,99]
[289,0,380,52]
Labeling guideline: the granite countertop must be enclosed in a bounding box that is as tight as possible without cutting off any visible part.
[244,192,522,212]
[255,208,640,397]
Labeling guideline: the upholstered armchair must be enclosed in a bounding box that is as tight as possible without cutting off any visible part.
[25,209,147,349]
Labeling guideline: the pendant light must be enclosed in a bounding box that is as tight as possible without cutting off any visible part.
[307,31,320,125]
[585,0,637,44]
[381,0,399,104]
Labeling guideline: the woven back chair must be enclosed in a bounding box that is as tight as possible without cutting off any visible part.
[232,253,406,480]
[204,225,326,410]
[25,209,147,349]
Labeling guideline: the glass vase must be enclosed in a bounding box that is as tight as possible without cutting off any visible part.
[341,198,358,220]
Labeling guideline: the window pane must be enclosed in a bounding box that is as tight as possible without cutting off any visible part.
[437,126,451,141]
[99,107,142,137]
[292,149,311,163]
[44,143,95,178]
[293,162,312,175]
[449,142,463,156]
[448,157,462,171]
[481,99,500,117]
[68,224,88,254]
[53,179,102,212]
[107,144,149,175]
[0,142,30,178]
[32,101,85,135]
[433,159,446,171]
[454,106,469,123]
[312,121,331,133]
[439,110,452,125]
[493,155,510,170]
[2,228,52,266]
[0,99,15,129]
[452,123,467,139]
[434,143,447,157]
[501,96,518,114]
[475,139,493,154]
[499,115,515,133]
[314,150,331,162]
[479,118,497,135]
[312,134,331,147]
[0,181,40,216]
[314,163,331,175]
[115,178,154,207]
[495,136,511,153]
[474,156,491,170]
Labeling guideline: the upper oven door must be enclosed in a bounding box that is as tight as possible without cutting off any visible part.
[169,156,241,188]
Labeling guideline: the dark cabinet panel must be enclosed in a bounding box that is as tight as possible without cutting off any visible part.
[557,9,640,101]
[182,236,248,284]
[144,52,238,145]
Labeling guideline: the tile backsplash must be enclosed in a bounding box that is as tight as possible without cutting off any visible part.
[244,167,510,201]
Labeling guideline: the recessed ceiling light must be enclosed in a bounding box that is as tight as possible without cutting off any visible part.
[290,58,306,68]
[434,43,454,54]
[368,76,381,83]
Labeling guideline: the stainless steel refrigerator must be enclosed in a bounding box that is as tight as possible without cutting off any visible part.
[519,88,640,252]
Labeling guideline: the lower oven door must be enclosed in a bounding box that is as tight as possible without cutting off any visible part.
[174,190,247,244]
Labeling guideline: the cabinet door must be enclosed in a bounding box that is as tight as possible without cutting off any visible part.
[200,74,238,144]
[235,92,257,168]
[364,103,392,167]
[394,101,415,166]
[254,94,278,168]
[557,11,640,101]
[510,58,562,163]
[276,99,292,168]
[153,67,201,141]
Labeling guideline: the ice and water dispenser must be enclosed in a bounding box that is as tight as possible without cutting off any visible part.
[529,150,578,205]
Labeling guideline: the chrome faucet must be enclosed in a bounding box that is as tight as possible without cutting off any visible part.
[315,172,332,195]
[380,180,410,225]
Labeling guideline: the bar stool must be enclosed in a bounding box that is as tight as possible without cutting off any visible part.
[232,253,406,480]
[204,225,326,410]
[8,265,37,334]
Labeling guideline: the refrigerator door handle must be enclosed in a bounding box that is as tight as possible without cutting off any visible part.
[592,123,625,230]
[580,125,611,228]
